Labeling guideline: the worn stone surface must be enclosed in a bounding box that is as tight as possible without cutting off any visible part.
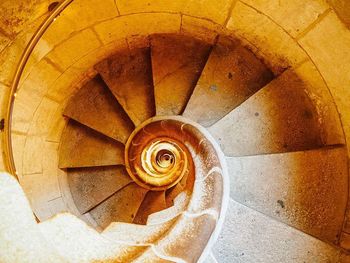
[227,1,308,74]
[214,199,345,262]
[151,34,211,116]
[133,191,167,225]
[227,146,348,244]
[154,214,216,262]
[63,76,134,144]
[209,68,323,156]
[103,218,176,244]
[183,36,273,127]
[90,183,148,229]
[59,120,124,168]
[68,166,132,214]
[293,60,345,146]
[94,13,181,46]
[298,11,350,159]
[241,0,329,37]
[181,16,223,44]
[115,0,235,25]
[95,48,155,126]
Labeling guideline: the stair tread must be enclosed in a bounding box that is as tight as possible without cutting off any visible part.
[68,166,133,214]
[213,199,346,263]
[89,183,148,229]
[133,190,167,225]
[183,36,273,127]
[95,48,155,126]
[63,76,134,144]
[226,146,348,244]
[39,213,145,262]
[147,191,190,225]
[151,34,211,116]
[209,68,324,156]
[102,217,177,245]
[59,120,124,168]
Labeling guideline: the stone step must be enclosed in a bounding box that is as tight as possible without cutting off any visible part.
[95,47,155,126]
[102,218,177,245]
[203,252,219,263]
[89,183,148,229]
[226,146,348,244]
[133,190,167,225]
[63,76,134,144]
[147,191,190,225]
[59,120,124,168]
[151,33,211,116]
[208,67,325,157]
[213,199,349,263]
[39,213,143,262]
[67,166,133,214]
[183,36,273,127]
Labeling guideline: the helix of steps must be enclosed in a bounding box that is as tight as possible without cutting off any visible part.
[1,33,349,263]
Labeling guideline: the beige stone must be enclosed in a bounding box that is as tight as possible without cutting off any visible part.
[151,34,211,116]
[209,68,324,156]
[181,15,224,44]
[227,146,348,244]
[227,1,308,74]
[133,191,167,225]
[213,199,344,262]
[294,60,345,145]
[59,120,125,168]
[95,48,155,126]
[68,166,132,214]
[298,12,350,158]
[12,82,43,134]
[241,0,329,37]
[47,28,101,71]
[183,36,273,127]
[28,97,59,136]
[63,76,134,143]
[19,58,63,93]
[23,136,43,175]
[11,133,26,177]
[183,0,236,25]
[90,183,148,228]
[42,141,62,199]
[94,13,181,45]
[154,214,216,262]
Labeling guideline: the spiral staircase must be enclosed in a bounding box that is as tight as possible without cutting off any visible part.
[1,0,350,262]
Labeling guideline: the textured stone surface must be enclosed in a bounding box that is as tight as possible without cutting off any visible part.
[133,191,167,225]
[63,76,134,143]
[68,166,132,214]
[90,183,148,229]
[181,15,223,44]
[103,218,176,245]
[115,0,235,25]
[298,12,350,158]
[154,214,216,262]
[209,68,323,156]
[95,48,155,126]
[59,120,124,168]
[151,34,211,116]
[241,0,329,37]
[183,36,273,127]
[94,13,181,45]
[46,28,101,70]
[213,199,345,263]
[227,146,348,244]
[0,172,64,263]
[227,1,308,74]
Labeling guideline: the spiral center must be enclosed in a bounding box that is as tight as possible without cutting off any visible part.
[156,149,175,168]
[125,118,194,191]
